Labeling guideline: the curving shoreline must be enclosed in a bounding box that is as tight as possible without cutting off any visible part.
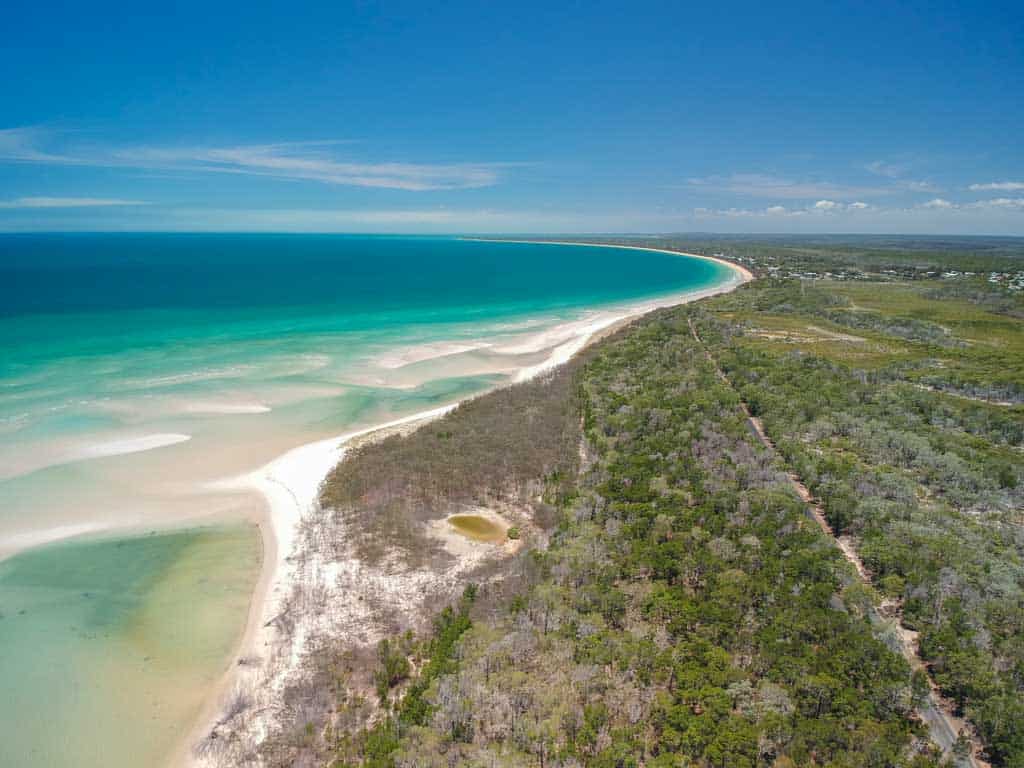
[185,241,752,766]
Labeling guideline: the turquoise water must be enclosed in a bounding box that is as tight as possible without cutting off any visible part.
[0,525,261,768]
[0,234,729,767]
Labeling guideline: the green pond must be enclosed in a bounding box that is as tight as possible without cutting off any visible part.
[447,514,507,542]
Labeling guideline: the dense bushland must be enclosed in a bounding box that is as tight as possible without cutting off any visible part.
[702,279,1023,765]
[328,301,945,768]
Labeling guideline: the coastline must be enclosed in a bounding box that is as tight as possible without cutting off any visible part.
[185,241,752,766]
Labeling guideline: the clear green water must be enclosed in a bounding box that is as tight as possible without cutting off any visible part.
[0,234,730,766]
[447,514,506,542]
[0,525,261,768]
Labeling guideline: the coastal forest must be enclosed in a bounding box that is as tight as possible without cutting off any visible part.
[257,241,1023,768]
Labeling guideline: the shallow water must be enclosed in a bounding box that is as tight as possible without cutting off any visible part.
[0,234,730,766]
[0,525,260,768]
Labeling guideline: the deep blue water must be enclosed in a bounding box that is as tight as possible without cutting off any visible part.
[0,233,720,316]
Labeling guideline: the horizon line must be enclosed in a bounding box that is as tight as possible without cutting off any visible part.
[1,230,1023,239]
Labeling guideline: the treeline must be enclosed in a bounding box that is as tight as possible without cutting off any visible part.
[637,235,1024,275]
[328,300,944,767]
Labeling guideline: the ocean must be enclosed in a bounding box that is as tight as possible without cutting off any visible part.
[0,233,730,767]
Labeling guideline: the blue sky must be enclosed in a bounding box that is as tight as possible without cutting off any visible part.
[1,0,1022,234]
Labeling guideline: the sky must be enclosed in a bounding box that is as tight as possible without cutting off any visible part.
[1,0,1022,235]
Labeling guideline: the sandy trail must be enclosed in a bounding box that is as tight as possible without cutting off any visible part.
[687,315,988,768]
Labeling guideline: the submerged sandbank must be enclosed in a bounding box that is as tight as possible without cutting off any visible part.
[0,432,192,483]
[0,524,260,768]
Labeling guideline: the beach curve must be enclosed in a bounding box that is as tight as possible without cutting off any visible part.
[185,240,752,766]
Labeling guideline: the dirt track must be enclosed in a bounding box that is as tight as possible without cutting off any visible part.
[687,316,987,768]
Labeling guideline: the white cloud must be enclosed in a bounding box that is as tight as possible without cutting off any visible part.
[0,127,76,164]
[4,201,1023,235]
[865,160,940,192]
[865,160,907,179]
[113,144,502,191]
[0,204,607,233]
[0,196,148,208]
[693,195,1024,222]
[141,205,772,234]
[969,197,1024,210]
[0,127,507,191]
[907,197,1024,212]
[696,199,875,218]
[899,179,942,192]
[693,206,756,218]
[687,173,891,200]
[968,181,1024,192]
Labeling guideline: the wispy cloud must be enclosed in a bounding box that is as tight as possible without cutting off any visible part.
[916,197,1024,211]
[694,200,874,218]
[112,144,503,190]
[865,159,941,192]
[968,197,1024,210]
[919,198,955,209]
[898,179,942,192]
[687,173,891,200]
[0,196,148,208]
[693,197,1024,219]
[0,127,508,191]
[865,160,907,179]
[968,181,1024,192]
[0,127,77,164]
[107,206,699,233]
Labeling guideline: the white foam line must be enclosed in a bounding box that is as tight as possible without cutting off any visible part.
[77,433,192,460]
[0,522,110,559]
[376,341,494,370]
[182,402,272,415]
[512,314,622,382]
